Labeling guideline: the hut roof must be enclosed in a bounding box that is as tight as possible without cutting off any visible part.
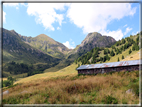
[76,60,141,70]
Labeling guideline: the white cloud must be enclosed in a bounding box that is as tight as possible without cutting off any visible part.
[57,27,61,30]
[26,3,68,31]
[102,29,124,41]
[67,3,136,38]
[132,31,139,35]
[63,40,75,49]
[124,27,132,35]
[3,11,6,23]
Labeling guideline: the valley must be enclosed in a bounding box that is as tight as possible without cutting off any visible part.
[1,28,141,104]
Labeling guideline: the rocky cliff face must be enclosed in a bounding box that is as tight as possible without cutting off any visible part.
[77,32,116,52]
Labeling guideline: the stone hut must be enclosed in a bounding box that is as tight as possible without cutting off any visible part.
[76,60,141,75]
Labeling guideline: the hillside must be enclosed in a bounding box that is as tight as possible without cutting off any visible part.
[14,63,78,84]
[3,63,139,104]
[75,33,140,65]
[3,28,60,64]
[67,32,116,59]
[14,48,141,84]
[20,34,71,58]
[2,28,61,77]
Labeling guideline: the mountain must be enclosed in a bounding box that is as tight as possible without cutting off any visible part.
[77,32,116,52]
[2,28,117,75]
[20,34,71,58]
[66,32,116,63]
[45,32,116,72]
[2,28,60,64]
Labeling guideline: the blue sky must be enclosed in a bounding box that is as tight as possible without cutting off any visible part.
[3,3,140,49]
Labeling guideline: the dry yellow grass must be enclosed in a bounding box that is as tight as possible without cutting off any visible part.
[3,70,139,104]
[122,50,141,61]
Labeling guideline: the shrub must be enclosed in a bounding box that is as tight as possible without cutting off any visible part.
[130,83,139,97]
[3,80,11,87]
[3,76,15,87]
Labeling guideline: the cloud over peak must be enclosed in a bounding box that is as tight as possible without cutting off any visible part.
[67,3,136,35]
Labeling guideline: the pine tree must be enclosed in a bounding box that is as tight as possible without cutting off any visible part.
[78,64,80,67]
[108,49,110,54]
[104,49,107,54]
[122,55,124,59]
[129,49,132,54]
[118,57,120,62]
[110,50,115,56]
[132,45,135,51]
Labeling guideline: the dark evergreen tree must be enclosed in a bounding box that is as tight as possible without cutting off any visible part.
[118,57,119,62]
[110,50,115,56]
[100,57,103,61]
[104,49,107,55]
[122,55,124,59]
[108,49,110,54]
[122,39,126,44]
[132,45,135,51]
[103,56,106,62]
[129,49,132,54]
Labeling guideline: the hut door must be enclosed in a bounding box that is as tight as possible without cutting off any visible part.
[102,69,104,74]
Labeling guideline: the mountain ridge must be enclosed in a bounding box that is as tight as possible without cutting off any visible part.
[20,33,71,58]
[2,28,60,64]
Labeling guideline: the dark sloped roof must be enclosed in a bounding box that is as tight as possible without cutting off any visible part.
[76,60,141,70]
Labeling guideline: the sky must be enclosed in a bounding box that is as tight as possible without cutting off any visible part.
[2,2,140,49]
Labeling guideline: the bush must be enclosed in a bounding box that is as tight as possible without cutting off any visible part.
[3,76,15,87]
[102,95,118,104]
[3,80,11,87]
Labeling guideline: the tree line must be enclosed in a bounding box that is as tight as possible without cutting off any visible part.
[3,61,58,77]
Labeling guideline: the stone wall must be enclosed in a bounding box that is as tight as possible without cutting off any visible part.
[78,65,139,75]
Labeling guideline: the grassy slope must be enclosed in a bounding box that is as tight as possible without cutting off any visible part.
[14,44,140,84]
[21,34,69,59]
[3,70,139,104]
[14,63,78,84]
